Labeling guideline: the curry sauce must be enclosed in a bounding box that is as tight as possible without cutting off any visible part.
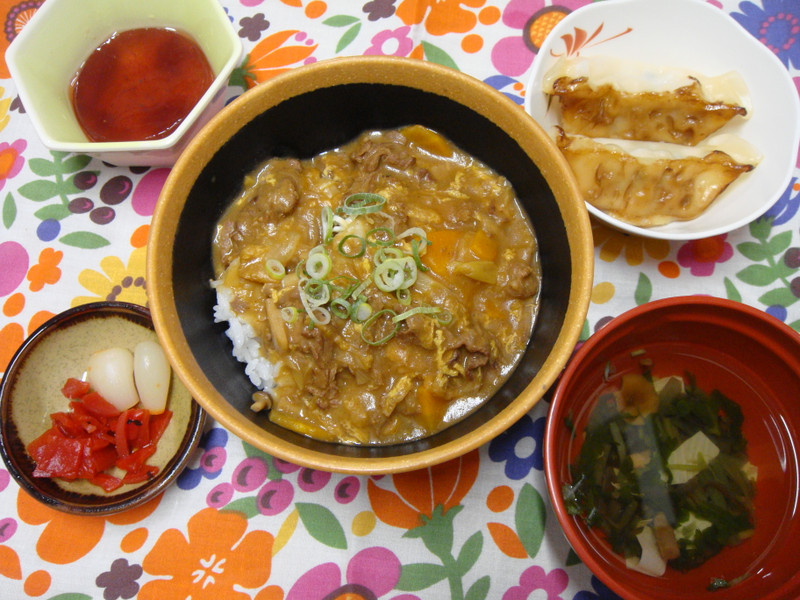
[212,125,540,444]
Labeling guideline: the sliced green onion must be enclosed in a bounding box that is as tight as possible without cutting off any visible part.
[264,258,286,280]
[299,285,331,325]
[373,246,404,266]
[302,279,330,306]
[349,299,373,323]
[328,274,359,295]
[410,239,429,272]
[397,226,428,246]
[338,234,366,258]
[340,193,386,215]
[435,310,453,325]
[281,306,299,323]
[372,256,417,291]
[321,206,335,243]
[332,213,352,233]
[396,256,418,289]
[366,227,395,247]
[349,279,372,300]
[392,305,441,323]
[360,308,398,345]
[373,258,407,292]
[295,259,308,281]
[330,297,351,319]
[307,306,331,325]
[396,287,412,306]
[306,251,332,279]
[279,196,450,334]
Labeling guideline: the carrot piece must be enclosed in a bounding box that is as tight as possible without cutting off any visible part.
[417,387,449,432]
[402,125,453,157]
[468,230,498,262]
[424,230,462,276]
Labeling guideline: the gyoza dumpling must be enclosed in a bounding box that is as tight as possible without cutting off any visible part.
[554,128,757,227]
[543,56,750,146]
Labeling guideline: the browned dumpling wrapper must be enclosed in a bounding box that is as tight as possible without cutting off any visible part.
[543,56,750,146]
[555,129,755,227]
[550,77,747,146]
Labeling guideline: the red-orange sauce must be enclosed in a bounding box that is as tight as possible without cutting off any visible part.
[71,27,214,143]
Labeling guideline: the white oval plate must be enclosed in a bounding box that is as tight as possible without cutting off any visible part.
[525,0,800,240]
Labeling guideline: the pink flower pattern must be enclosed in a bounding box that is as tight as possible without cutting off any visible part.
[287,547,420,600]
[677,235,734,276]
[503,565,569,600]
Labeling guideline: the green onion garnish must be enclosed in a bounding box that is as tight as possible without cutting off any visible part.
[321,206,335,243]
[396,288,412,306]
[366,227,395,247]
[361,309,399,345]
[280,306,299,323]
[340,192,386,215]
[338,234,366,258]
[330,297,351,319]
[264,258,286,280]
[392,305,441,322]
[349,299,372,323]
[373,256,417,292]
[306,250,332,279]
[277,193,453,342]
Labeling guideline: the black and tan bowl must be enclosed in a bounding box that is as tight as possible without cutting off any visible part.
[0,302,206,514]
[147,56,593,474]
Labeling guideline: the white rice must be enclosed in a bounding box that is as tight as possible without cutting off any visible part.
[212,280,277,392]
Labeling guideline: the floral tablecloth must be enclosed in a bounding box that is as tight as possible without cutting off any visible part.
[1,0,798,599]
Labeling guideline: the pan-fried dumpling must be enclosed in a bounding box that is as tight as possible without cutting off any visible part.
[554,128,756,227]
[544,56,750,146]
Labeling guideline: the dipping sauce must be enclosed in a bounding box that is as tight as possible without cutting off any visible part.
[71,28,214,143]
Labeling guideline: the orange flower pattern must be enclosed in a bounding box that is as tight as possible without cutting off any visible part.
[0,1,43,78]
[16,489,161,565]
[140,508,274,600]
[239,30,318,88]
[26,248,62,292]
[368,449,479,529]
[396,0,486,36]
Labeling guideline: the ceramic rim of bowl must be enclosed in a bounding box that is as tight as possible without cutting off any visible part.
[148,55,593,474]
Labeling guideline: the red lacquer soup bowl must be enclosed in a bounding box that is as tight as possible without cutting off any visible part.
[545,296,800,600]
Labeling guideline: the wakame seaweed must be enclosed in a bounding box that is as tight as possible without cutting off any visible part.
[564,369,756,575]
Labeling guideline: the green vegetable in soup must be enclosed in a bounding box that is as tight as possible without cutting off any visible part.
[563,366,756,578]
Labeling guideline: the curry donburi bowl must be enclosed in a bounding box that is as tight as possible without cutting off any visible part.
[147,56,593,474]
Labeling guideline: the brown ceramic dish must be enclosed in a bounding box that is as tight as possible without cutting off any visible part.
[147,56,593,474]
[0,302,206,514]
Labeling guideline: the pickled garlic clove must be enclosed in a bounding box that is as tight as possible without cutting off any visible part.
[87,347,139,411]
[133,341,171,414]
